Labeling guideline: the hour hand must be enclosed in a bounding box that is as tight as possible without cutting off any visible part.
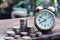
[46,16,51,19]
[48,15,51,18]
[39,21,43,24]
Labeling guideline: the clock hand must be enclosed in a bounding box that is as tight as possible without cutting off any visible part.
[44,15,51,20]
[40,21,43,24]
[47,15,51,19]
[39,16,47,23]
[43,16,52,23]
[40,19,46,23]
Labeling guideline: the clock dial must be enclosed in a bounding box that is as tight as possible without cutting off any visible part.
[35,9,55,30]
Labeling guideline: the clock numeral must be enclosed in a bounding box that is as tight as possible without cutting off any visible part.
[39,16,42,18]
[38,19,40,21]
[48,24,49,26]
[48,13,50,16]
[44,13,46,16]
[44,25,46,27]
[39,22,41,24]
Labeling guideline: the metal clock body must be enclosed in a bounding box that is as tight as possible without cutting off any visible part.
[35,9,55,31]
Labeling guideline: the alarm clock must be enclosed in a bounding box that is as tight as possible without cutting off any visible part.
[35,6,55,32]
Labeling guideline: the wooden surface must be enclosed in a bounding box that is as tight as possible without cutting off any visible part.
[0,17,60,33]
[0,17,60,40]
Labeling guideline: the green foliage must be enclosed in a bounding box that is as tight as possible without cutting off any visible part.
[36,0,41,6]
[12,0,19,4]
[50,0,54,4]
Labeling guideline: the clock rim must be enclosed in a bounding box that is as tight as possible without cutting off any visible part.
[34,9,55,31]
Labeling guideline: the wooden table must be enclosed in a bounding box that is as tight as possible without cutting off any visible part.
[0,17,60,40]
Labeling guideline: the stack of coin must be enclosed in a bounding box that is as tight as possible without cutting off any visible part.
[20,32,28,37]
[26,27,34,36]
[12,26,20,35]
[0,35,5,40]
[22,36,31,40]
[20,18,27,32]
[7,31,15,37]
[30,34,36,38]
[5,37,14,40]
[14,35,20,39]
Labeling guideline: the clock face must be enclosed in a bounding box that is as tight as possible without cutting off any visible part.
[35,9,55,30]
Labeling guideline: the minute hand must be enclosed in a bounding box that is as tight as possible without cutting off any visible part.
[46,16,51,19]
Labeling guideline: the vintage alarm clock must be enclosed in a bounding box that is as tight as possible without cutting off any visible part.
[35,6,55,32]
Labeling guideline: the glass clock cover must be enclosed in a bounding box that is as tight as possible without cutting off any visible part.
[35,9,55,31]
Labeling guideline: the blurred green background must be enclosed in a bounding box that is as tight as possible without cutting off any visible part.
[0,0,60,19]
